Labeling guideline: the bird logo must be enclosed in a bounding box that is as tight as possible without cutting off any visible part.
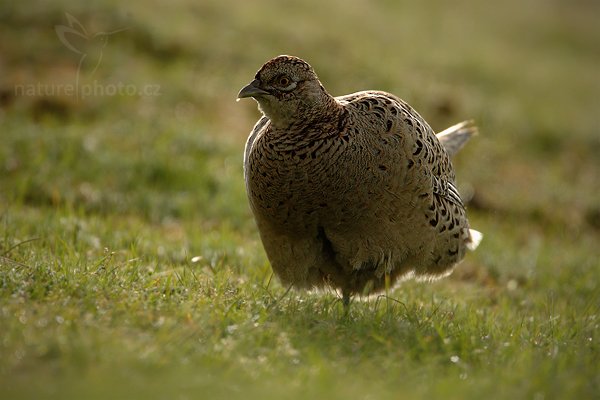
[54,13,128,90]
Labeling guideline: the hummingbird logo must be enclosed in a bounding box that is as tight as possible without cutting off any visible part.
[54,13,128,95]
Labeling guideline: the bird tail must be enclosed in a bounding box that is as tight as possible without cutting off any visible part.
[466,229,483,251]
[436,120,478,157]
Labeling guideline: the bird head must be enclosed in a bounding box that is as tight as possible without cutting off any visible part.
[238,55,332,128]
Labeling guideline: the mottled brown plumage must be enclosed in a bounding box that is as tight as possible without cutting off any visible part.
[238,55,482,304]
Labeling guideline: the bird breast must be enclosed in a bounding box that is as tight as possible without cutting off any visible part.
[245,122,411,236]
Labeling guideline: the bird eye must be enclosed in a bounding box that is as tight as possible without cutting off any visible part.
[278,76,290,86]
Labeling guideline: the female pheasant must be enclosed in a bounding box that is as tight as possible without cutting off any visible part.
[238,55,482,305]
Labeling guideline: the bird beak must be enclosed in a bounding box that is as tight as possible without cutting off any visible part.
[237,79,270,99]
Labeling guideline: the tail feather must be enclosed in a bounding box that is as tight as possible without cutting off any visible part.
[436,120,478,157]
[466,229,483,251]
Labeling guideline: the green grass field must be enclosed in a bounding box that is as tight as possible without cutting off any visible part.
[1,0,599,398]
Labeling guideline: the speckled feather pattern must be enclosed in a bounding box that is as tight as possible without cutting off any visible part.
[240,56,481,298]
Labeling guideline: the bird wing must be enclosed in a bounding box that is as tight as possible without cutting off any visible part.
[341,91,464,208]
[431,174,464,208]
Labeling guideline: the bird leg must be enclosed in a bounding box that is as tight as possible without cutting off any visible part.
[342,290,351,310]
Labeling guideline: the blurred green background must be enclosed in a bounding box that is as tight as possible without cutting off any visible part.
[1,0,598,399]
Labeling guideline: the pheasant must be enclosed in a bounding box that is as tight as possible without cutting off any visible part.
[238,55,482,305]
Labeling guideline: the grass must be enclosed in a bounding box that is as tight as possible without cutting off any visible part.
[1,0,599,398]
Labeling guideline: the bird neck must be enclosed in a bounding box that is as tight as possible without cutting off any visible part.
[275,87,342,131]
